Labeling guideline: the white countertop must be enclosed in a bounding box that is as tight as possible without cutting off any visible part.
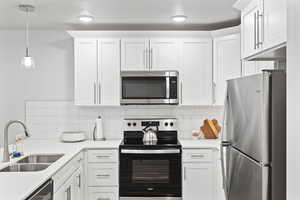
[0,138,220,200]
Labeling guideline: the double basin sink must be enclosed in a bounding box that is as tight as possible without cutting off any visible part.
[0,154,64,172]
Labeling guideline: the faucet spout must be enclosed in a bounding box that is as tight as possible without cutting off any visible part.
[3,120,30,163]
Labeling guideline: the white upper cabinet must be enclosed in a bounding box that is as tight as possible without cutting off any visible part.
[74,38,120,106]
[263,0,287,49]
[235,0,287,59]
[121,38,149,71]
[98,39,120,105]
[179,38,213,105]
[213,34,242,105]
[121,38,180,71]
[240,0,263,58]
[74,39,98,105]
[150,38,180,70]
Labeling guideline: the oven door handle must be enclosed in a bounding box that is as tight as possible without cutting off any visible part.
[121,149,180,154]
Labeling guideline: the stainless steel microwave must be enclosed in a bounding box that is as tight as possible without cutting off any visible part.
[120,71,179,105]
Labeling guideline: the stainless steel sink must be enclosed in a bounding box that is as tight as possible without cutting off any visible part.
[0,164,50,172]
[16,154,64,164]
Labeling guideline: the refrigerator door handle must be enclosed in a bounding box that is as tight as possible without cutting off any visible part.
[221,142,230,200]
[221,92,230,199]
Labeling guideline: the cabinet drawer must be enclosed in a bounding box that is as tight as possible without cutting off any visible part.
[183,149,213,163]
[88,150,118,163]
[88,164,118,186]
[88,187,119,200]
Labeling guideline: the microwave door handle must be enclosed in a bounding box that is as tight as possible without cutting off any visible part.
[166,77,170,99]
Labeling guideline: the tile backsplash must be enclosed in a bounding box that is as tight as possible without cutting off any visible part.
[25,101,224,140]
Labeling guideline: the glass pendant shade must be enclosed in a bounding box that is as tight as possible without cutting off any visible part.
[21,47,35,69]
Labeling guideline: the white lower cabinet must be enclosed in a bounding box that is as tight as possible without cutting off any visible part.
[53,153,84,200]
[88,187,119,200]
[54,175,73,200]
[182,148,225,200]
[86,149,119,200]
[183,163,214,200]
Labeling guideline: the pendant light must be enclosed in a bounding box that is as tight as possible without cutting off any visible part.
[78,10,94,23]
[19,4,36,70]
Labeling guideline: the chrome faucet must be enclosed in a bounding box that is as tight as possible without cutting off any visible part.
[3,120,30,162]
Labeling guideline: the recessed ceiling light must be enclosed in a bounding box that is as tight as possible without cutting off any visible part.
[172,15,188,23]
[78,10,94,23]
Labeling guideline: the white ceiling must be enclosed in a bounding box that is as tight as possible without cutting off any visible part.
[0,0,240,30]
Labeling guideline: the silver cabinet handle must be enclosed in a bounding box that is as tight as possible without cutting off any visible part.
[94,82,96,104]
[180,82,183,104]
[96,174,110,178]
[145,48,149,69]
[96,155,111,158]
[191,154,205,158]
[257,10,264,48]
[77,174,81,188]
[143,49,146,68]
[98,82,101,104]
[254,12,257,50]
[150,48,153,69]
[65,186,71,200]
[212,82,217,104]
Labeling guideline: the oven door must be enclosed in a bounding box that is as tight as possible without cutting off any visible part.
[120,71,178,105]
[119,149,182,197]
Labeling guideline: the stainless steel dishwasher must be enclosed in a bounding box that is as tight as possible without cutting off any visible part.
[26,179,53,200]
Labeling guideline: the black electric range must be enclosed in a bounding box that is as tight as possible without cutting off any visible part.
[119,118,182,200]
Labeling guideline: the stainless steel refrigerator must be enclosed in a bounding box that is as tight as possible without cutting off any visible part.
[221,70,286,200]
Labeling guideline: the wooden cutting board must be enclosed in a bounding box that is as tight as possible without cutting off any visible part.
[200,119,221,139]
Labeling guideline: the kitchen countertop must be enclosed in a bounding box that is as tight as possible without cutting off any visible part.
[180,139,221,149]
[0,138,220,200]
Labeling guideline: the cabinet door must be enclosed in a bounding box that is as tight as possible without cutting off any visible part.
[180,39,213,105]
[150,38,180,70]
[54,176,73,200]
[241,2,261,58]
[72,168,83,200]
[213,34,241,105]
[264,0,287,49]
[74,39,98,105]
[183,163,214,200]
[121,38,149,71]
[98,39,120,105]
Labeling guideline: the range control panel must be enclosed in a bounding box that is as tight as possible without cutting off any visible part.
[123,118,177,132]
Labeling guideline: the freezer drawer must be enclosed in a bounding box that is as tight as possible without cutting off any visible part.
[227,147,269,200]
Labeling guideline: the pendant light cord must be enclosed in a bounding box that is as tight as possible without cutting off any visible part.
[25,8,30,56]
